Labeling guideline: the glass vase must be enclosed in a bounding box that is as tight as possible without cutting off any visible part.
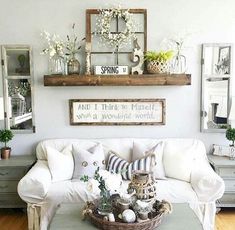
[171,54,186,74]
[67,55,80,75]
[98,189,112,215]
[49,56,65,75]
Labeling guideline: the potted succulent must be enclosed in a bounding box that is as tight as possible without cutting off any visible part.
[0,129,14,159]
[144,50,174,74]
[226,127,235,146]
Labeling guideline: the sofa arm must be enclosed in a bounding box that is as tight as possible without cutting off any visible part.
[18,160,52,203]
[191,159,225,202]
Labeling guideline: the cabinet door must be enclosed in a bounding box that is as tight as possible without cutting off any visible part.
[1,45,35,133]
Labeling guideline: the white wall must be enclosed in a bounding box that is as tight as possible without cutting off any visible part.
[0,0,235,155]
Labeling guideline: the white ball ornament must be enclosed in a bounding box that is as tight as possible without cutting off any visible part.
[122,209,136,223]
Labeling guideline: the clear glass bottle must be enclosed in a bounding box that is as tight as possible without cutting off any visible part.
[171,50,186,74]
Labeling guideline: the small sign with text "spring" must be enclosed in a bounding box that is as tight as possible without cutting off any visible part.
[94,66,129,75]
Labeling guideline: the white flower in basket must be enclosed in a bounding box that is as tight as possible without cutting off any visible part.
[83,169,122,195]
[81,168,123,215]
[86,179,100,194]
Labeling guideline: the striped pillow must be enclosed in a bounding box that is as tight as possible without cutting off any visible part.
[107,151,155,180]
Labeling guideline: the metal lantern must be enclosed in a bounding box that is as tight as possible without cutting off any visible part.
[128,170,156,202]
[11,92,26,117]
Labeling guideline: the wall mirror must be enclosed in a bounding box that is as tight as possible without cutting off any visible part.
[1,45,35,133]
[0,67,4,129]
[201,43,232,132]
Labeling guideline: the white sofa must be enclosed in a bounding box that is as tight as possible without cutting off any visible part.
[18,138,225,230]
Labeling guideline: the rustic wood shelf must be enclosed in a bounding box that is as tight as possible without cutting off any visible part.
[44,74,191,86]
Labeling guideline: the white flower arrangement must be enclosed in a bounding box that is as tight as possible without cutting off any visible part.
[81,168,122,195]
[96,6,136,49]
[41,24,84,60]
[41,31,65,59]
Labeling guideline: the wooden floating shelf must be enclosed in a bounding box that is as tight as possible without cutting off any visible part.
[44,74,191,86]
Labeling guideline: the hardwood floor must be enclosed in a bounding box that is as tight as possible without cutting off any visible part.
[0,209,27,230]
[0,208,234,230]
[215,208,235,230]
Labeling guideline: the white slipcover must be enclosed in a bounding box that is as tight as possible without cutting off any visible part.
[18,138,225,230]
[18,161,52,203]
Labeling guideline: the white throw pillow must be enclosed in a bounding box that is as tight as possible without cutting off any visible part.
[163,142,196,182]
[72,143,105,180]
[132,141,166,179]
[46,145,74,182]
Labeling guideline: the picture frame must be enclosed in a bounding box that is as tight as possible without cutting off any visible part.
[69,99,165,126]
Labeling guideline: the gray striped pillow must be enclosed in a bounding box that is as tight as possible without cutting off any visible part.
[107,151,155,180]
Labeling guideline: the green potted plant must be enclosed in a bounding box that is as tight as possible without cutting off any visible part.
[226,127,235,146]
[0,129,14,159]
[144,50,174,74]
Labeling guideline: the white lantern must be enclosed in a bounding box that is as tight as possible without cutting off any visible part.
[11,92,26,117]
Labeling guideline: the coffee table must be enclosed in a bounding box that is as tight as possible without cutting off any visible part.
[49,203,203,230]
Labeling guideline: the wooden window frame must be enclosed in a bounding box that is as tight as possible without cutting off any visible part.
[86,9,147,67]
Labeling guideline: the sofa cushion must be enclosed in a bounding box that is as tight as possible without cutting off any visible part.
[72,143,105,180]
[120,177,198,204]
[163,140,197,182]
[132,141,165,179]
[46,145,74,182]
[107,151,155,180]
[44,177,198,205]
[155,178,198,203]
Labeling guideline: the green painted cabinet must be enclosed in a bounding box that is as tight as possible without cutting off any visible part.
[0,155,35,208]
[208,155,235,208]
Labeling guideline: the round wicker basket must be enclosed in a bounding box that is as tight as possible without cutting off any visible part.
[85,202,164,230]
[147,60,169,74]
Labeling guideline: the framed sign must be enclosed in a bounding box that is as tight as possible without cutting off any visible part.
[69,99,165,126]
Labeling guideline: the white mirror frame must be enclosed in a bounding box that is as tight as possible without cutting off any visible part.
[201,43,233,133]
[1,45,35,134]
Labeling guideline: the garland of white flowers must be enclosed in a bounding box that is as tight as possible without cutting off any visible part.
[96,7,136,48]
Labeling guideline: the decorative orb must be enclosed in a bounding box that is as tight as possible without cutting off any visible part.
[122,209,136,223]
